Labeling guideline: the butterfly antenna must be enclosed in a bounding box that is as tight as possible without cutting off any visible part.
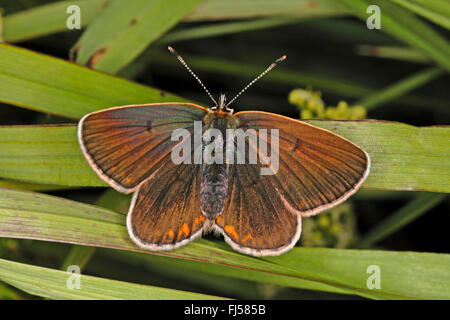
[168,46,218,107]
[225,55,286,108]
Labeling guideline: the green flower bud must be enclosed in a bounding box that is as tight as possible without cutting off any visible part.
[301,109,313,119]
[288,89,309,105]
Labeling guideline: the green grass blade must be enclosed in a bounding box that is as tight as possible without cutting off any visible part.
[185,0,347,21]
[2,0,108,43]
[61,245,96,271]
[0,125,107,187]
[2,0,346,43]
[0,257,223,299]
[356,45,431,63]
[390,0,450,31]
[356,193,447,248]
[60,189,132,271]
[100,251,264,299]
[0,179,70,191]
[0,44,184,119]
[0,281,23,300]
[1,121,449,192]
[159,17,302,44]
[405,0,450,14]
[355,67,444,110]
[336,0,450,72]
[301,18,396,45]
[72,0,204,73]
[0,187,449,299]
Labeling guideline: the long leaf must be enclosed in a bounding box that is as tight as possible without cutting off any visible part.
[356,193,447,248]
[0,187,448,299]
[185,0,347,21]
[0,121,449,192]
[336,0,450,72]
[0,257,223,299]
[72,0,204,73]
[0,44,184,119]
[2,0,108,43]
[2,0,346,43]
[356,45,431,63]
[390,0,450,31]
[355,67,444,110]
[158,17,303,44]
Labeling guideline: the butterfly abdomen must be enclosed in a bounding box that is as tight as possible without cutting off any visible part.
[199,113,237,220]
[201,163,228,220]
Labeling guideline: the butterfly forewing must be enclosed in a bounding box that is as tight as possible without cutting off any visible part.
[78,103,208,193]
[235,111,370,217]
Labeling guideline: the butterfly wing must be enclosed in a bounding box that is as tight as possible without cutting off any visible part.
[78,103,208,193]
[214,111,370,256]
[214,161,302,256]
[127,160,207,250]
[79,103,209,250]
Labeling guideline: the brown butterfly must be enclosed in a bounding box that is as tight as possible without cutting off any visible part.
[78,47,370,256]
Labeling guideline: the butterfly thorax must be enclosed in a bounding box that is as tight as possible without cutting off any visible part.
[200,112,238,220]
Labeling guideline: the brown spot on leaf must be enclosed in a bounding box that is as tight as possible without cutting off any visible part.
[160,91,166,97]
[88,46,109,68]
[370,47,380,55]
[129,18,138,26]
[69,45,81,62]
[307,1,320,8]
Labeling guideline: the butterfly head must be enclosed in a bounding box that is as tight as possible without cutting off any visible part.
[211,93,234,114]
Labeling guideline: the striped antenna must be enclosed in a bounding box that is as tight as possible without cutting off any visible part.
[225,55,286,108]
[168,46,218,107]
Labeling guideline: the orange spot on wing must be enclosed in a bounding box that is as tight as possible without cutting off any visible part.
[224,225,239,241]
[193,215,205,229]
[194,215,205,225]
[216,216,224,226]
[163,230,174,241]
[242,233,253,243]
[177,223,191,239]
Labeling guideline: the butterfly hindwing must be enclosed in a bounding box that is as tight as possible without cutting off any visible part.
[214,161,302,256]
[127,159,207,250]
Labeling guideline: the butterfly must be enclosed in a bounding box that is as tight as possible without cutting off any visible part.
[78,47,370,256]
